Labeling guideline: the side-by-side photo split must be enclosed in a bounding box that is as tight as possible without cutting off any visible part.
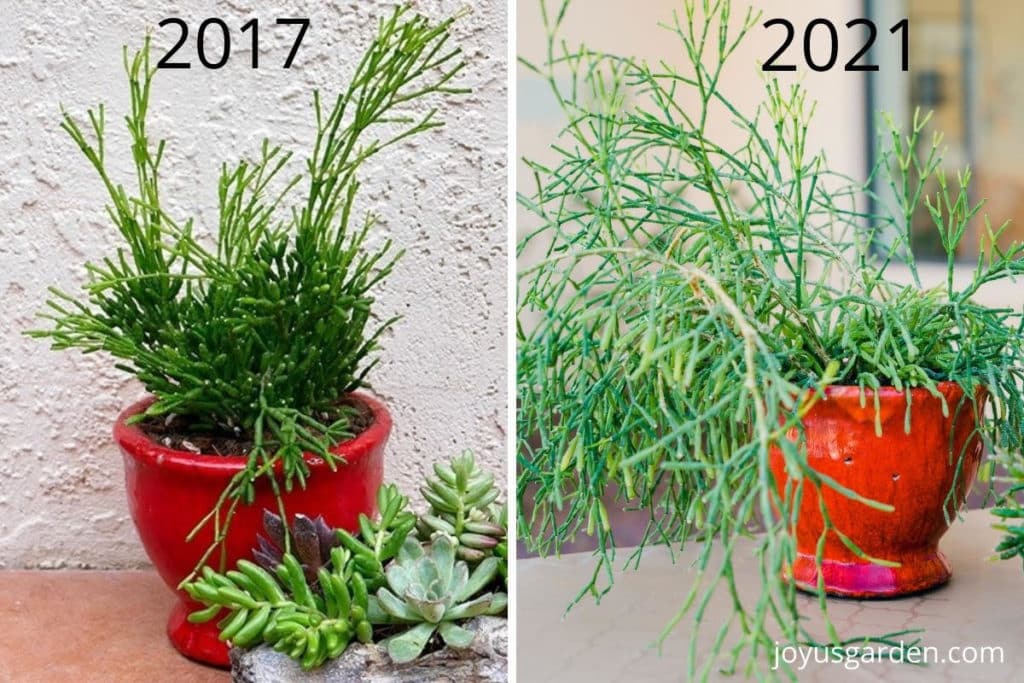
[2,1,1024,682]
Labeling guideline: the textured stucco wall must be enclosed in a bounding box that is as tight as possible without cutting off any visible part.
[0,0,506,568]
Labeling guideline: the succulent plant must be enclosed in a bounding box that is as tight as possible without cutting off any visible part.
[182,458,508,670]
[255,510,339,583]
[335,483,417,589]
[491,503,508,586]
[370,534,507,663]
[183,544,374,670]
[417,451,506,564]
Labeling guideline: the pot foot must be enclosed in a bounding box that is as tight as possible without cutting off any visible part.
[167,600,230,668]
[790,548,952,598]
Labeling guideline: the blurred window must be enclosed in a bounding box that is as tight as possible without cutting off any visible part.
[872,0,1024,261]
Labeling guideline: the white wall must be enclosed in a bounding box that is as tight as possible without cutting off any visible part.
[0,0,507,568]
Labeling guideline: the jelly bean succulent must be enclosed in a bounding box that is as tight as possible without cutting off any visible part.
[185,548,374,670]
[183,452,507,670]
[28,7,470,576]
[518,0,1024,680]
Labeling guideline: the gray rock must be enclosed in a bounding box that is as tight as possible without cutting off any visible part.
[231,617,508,682]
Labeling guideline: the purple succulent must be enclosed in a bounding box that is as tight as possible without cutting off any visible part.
[253,509,340,582]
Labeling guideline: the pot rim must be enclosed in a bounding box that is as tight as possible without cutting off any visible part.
[114,390,391,477]
[820,380,981,403]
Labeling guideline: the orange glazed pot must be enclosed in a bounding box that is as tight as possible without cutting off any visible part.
[768,382,986,598]
[114,391,390,667]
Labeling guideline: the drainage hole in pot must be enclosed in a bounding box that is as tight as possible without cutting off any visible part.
[892,473,900,481]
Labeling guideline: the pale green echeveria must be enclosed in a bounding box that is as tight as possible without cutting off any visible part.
[370,534,507,662]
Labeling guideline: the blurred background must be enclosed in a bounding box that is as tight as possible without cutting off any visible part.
[517,0,1023,554]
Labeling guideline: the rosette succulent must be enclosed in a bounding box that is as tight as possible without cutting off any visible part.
[370,535,507,663]
[254,510,339,582]
[492,503,508,586]
[417,451,506,563]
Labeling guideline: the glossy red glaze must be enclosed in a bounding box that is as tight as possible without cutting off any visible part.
[114,392,390,667]
[768,382,986,598]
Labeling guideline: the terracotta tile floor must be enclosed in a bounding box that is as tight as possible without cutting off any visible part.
[0,570,229,682]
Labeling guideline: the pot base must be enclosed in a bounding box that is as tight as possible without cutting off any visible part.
[790,548,952,599]
[167,600,230,668]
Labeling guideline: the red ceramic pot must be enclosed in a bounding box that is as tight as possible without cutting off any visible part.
[768,382,985,598]
[114,391,390,668]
